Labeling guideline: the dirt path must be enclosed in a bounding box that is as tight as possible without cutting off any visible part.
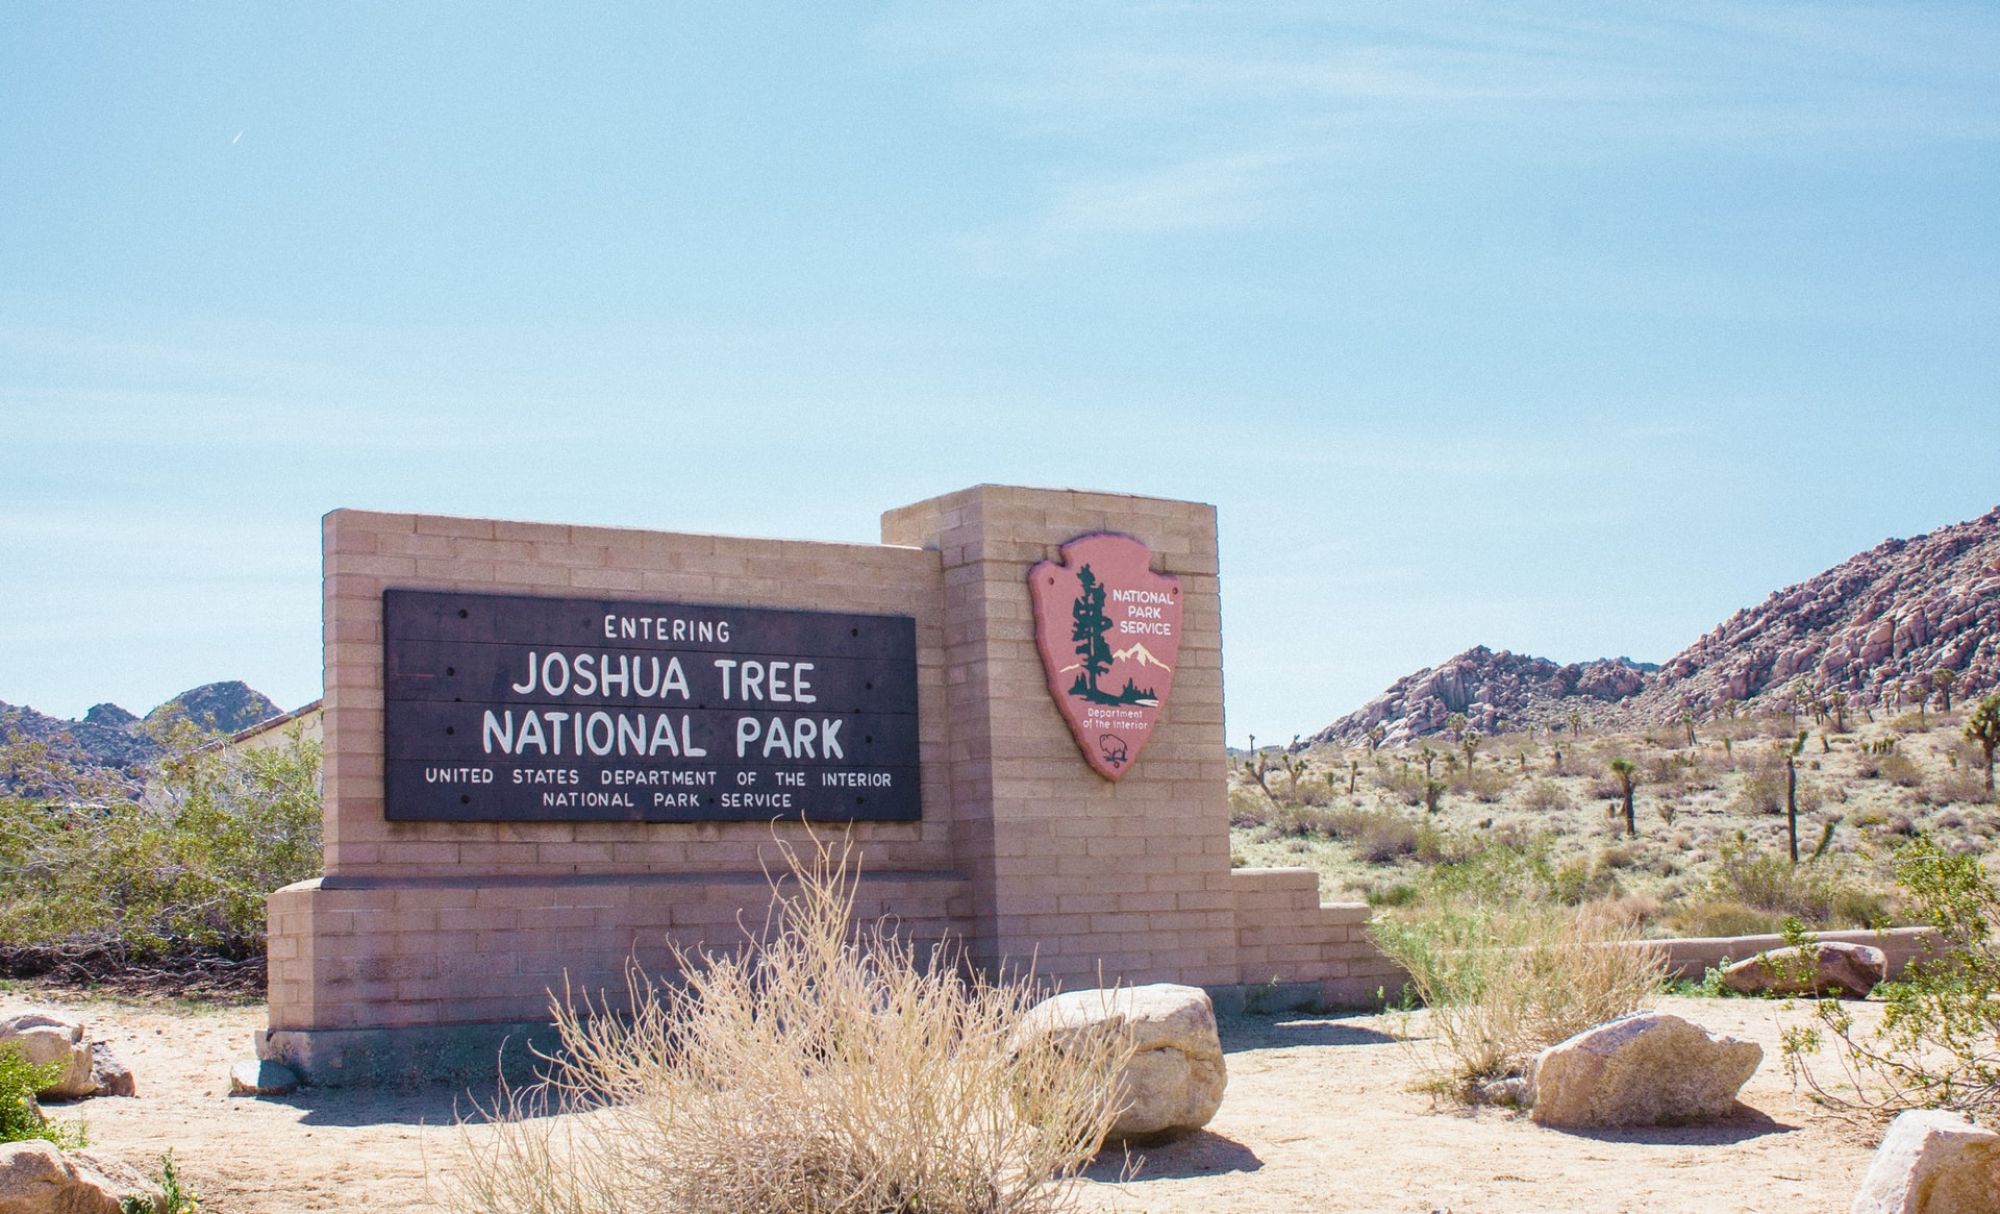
[6,991,1881,1214]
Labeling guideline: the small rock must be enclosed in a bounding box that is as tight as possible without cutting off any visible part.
[1013,983,1226,1140]
[1852,1108,2000,1214]
[1722,941,1887,999]
[0,1013,96,1101]
[1529,1011,1761,1128]
[85,1043,134,1099]
[0,1140,153,1214]
[230,1057,300,1097]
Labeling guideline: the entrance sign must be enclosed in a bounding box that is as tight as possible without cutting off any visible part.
[1028,533,1183,780]
[264,490,1401,1089]
[383,589,920,822]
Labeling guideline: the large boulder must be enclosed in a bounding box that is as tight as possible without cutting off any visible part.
[0,1015,94,1102]
[1722,942,1887,999]
[1013,983,1226,1140]
[0,1141,157,1214]
[1528,1011,1761,1128]
[1852,1109,2000,1214]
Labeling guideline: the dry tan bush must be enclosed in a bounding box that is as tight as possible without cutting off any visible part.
[448,836,1134,1214]
[1371,900,1667,1093]
[1519,779,1573,813]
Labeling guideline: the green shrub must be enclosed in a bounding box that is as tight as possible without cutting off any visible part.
[0,729,321,979]
[1783,836,2000,1115]
[1701,834,1890,929]
[0,1045,84,1148]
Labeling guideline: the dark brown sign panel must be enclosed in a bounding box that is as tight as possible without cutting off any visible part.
[382,589,920,822]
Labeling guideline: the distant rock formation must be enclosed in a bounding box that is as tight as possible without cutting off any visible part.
[0,681,284,795]
[1633,505,2000,717]
[1307,647,1654,748]
[1309,504,2000,745]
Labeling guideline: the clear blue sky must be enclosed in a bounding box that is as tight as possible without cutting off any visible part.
[3,3,1996,743]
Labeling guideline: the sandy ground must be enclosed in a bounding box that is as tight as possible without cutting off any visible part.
[5,989,1884,1214]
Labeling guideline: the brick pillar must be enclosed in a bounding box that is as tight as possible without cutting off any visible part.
[882,486,1237,989]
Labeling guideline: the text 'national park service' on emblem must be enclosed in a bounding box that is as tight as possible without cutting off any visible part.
[1028,533,1183,781]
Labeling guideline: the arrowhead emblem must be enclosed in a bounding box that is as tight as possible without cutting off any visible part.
[1028,533,1183,780]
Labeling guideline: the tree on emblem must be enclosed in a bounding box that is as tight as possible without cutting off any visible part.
[1069,565,1114,702]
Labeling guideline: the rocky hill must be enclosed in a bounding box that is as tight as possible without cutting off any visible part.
[1307,649,1655,748]
[1632,505,2000,717]
[0,681,283,795]
[1309,504,2000,746]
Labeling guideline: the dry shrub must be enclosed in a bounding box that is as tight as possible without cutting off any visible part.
[1667,897,1788,938]
[1370,900,1666,1093]
[448,836,1133,1214]
[1874,751,1924,788]
[1331,807,1420,862]
[1519,779,1573,813]
[1917,767,1991,807]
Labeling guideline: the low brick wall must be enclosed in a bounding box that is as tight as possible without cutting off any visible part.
[1227,868,1401,1008]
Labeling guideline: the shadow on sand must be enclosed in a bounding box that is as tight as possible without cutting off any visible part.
[1218,1012,1401,1053]
[1541,1102,1799,1146]
[1087,1129,1265,1183]
[275,1083,494,1129]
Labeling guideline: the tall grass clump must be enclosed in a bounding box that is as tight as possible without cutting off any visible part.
[1371,891,1666,1096]
[449,835,1134,1214]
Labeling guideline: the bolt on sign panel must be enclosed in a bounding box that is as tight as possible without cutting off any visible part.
[382,589,921,822]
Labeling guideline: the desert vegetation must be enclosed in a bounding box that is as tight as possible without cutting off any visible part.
[1781,824,2000,1117]
[449,834,1135,1214]
[1231,697,1999,942]
[0,724,321,990]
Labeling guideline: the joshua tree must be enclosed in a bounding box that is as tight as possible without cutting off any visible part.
[1280,751,1310,803]
[1348,758,1360,795]
[1608,757,1639,836]
[1567,708,1584,738]
[1934,668,1957,713]
[1681,712,1697,748]
[1240,735,1275,799]
[1966,694,2000,795]
[1419,744,1438,778]
[1828,689,1847,733]
[1366,723,1386,752]
[1445,712,1468,742]
[1460,729,1481,773]
[1552,741,1564,774]
[1421,777,1446,815]
[1783,731,1808,863]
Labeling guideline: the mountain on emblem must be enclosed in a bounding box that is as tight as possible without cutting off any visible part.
[1028,533,1183,781]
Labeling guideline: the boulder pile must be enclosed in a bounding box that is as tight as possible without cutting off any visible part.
[0,1012,133,1103]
